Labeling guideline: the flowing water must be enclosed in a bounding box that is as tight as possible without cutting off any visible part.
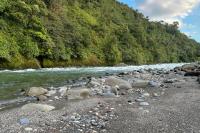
[0,63,185,100]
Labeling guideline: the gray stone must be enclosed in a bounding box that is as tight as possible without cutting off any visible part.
[26,87,48,97]
[139,102,150,106]
[21,103,55,112]
[38,95,48,101]
[19,118,29,125]
[132,80,149,88]
[65,88,91,100]
[105,76,132,90]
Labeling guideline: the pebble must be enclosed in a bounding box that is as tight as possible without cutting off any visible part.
[153,93,160,97]
[135,98,145,102]
[139,102,150,106]
[142,92,150,97]
[19,118,29,125]
[25,127,33,131]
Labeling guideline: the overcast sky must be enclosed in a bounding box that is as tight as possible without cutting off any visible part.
[119,0,200,42]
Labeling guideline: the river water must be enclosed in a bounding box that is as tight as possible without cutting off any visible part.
[0,63,185,100]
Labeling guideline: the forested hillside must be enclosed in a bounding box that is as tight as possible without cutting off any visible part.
[0,0,200,68]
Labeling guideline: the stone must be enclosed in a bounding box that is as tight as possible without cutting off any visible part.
[80,89,91,99]
[22,103,55,112]
[19,118,29,125]
[139,102,149,106]
[65,88,91,100]
[153,93,160,97]
[45,90,57,97]
[105,76,132,90]
[25,127,33,131]
[184,71,200,77]
[26,87,48,97]
[59,86,68,96]
[142,92,150,97]
[148,81,161,87]
[132,80,149,88]
[38,95,48,101]
[135,98,145,102]
[197,76,200,84]
[164,78,177,83]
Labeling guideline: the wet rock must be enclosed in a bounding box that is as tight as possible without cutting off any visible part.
[181,63,198,72]
[184,71,200,76]
[105,76,132,90]
[164,78,177,83]
[26,87,48,97]
[59,86,69,96]
[21,103,55,112]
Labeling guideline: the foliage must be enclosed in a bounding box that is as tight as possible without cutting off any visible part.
[0,0,200,68]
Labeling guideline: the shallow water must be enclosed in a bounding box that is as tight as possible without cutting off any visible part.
[0,63,185,100]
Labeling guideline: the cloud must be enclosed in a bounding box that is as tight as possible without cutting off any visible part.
[138,0,200,25]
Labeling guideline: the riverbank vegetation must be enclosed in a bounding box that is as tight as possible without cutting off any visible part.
[0,0,200,68]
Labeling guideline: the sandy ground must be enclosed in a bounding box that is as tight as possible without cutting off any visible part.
[0,72,199,133]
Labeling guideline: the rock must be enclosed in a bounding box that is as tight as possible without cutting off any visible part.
[103,86,118,95]
[148,81,161,87]
[153,93,160,97]
[65,88,91,100]
[80,89,91,99]
[181,63,198,72]
[45,90,57,97]
[141,92,150,97]
[132,80,149,88]
[59,86,69,96]
[22,103,55,112]
[184,71,200,77]
[26,87,48,97]
[105,76,132,90]
[101,92,116,97]
[25,127,33,131]
[38,95,48,101]
[197,76,200,84]
[19,118,29,125]
[135,98,145,102]
[164,78,177,83]
[139,102,149,106]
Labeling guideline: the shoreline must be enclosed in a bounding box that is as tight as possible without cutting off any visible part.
[0,63,199,132]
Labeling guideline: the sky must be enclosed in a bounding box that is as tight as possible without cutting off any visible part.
[119,0,200,42]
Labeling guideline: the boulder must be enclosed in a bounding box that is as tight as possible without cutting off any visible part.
[26,87,48,97]
[37,95,48,101]
[132,80,149,88]
[181,63,199,72]
[184,71,200,77]
[105,77,132,90]
[21,103,55,112]
[65,88,91,100]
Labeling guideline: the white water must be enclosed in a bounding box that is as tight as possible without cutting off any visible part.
[0,63,186,73]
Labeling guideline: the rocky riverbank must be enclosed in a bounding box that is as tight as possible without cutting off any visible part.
[0,63,200,133]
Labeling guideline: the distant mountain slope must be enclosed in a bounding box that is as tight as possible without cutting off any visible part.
[0,0,199,68]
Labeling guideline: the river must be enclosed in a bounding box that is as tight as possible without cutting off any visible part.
[0,63,185,100]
